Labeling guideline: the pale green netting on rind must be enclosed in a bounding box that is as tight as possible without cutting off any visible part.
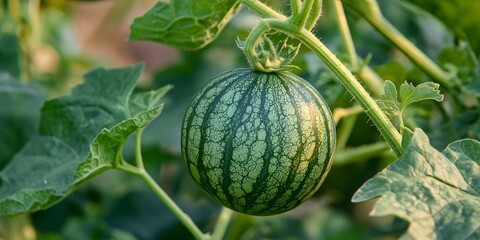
[182,69,335,215]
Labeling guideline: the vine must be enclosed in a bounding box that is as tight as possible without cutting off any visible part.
[241,0,403,156]
[3,1,477,240]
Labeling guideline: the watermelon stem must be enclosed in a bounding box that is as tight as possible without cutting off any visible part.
[115,128,209,240]
[241,0,404,157]
[134,128,145,169]
[329,0,384,96]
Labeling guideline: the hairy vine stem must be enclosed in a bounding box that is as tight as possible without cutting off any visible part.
[329,0,384,97]
[116,128,209,240]
[290,0,302,16]
[241,0,403,156]
[342,0,453,90]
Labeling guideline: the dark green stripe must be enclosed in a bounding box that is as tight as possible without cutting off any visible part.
[275,73,331,211]
[244,73,275,211]
[260,72,308,214]
[221,70,259,209]
[288,74,334,205]
[183,69,245,203]
[280,81,317,210]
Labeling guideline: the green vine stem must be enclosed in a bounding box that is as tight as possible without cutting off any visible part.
[358,67,384,96]
[241,0,403,157]
[298,29,403,156]
[333,105,363,124]
[136,170,208,240]
[241,0,286,20]
[330,0,384,96]
[336,114,358,149]
[211,207,234,240]
[290,0,301,16]
[134,128,145,170]
[331,0,357,67]
[343,0,453,90]
[291,0,316,29]
[224,213,256,240]
[117,128,209,240]
[305,0,323,30]
[333,142,391,166]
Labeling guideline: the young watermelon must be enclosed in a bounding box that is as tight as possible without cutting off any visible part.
[181,68,335,216]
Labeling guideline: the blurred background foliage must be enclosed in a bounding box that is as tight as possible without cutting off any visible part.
[0,0,479,239]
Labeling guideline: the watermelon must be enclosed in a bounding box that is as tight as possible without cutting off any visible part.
[181,68,335,216]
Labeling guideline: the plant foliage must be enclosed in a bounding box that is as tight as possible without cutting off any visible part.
[129,0,242,50]
[353,129,480,239]
[0,65,170,215]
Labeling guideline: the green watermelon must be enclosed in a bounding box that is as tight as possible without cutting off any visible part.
[182,68,335,216]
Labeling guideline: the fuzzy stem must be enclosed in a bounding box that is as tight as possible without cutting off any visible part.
[297,29,403,156]
[330,0,384,96]
[290,0,301,16]
[336,114,358,149]
[305,0,323,30]
[333,142,391,166]
[118,128,208,240]
[331,0,357,67]
[294,0,316,28]
[344,0,453,89]
[358,67,385,96]
[137,170,208,240]
[241,0,286,20]
[135,128,145,169]
[366,15,452,88]
[241,0,403,156]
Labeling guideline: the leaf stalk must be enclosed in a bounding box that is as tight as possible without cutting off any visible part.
[116,129,208,240]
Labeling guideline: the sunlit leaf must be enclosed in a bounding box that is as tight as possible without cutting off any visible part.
[129,0,242,50]
[399,82,443,107]
[0,64,171,216]
[378,80,443,119]
[353,129,480,239]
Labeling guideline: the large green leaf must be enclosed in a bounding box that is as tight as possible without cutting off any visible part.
[0,73,45,169]
[0,64,170,216]
[129,0,242,50]
[352,129,480,239]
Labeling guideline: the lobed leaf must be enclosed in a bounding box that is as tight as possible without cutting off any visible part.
[377,80,400,118]
[378,80,444,119]
[129,0,242,50]
[399,82,443,107]
[129,85,173,116]
[0,64,170,216]
[352,129,480,239]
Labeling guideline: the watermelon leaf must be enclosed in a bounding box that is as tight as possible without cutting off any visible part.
[352,128,480,239]
[0,73,45,169]
[378,80,444,119]
[0,64,171,216]
[129,0,242,50]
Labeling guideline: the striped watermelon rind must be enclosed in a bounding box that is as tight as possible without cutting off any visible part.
[182,68,335,216]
